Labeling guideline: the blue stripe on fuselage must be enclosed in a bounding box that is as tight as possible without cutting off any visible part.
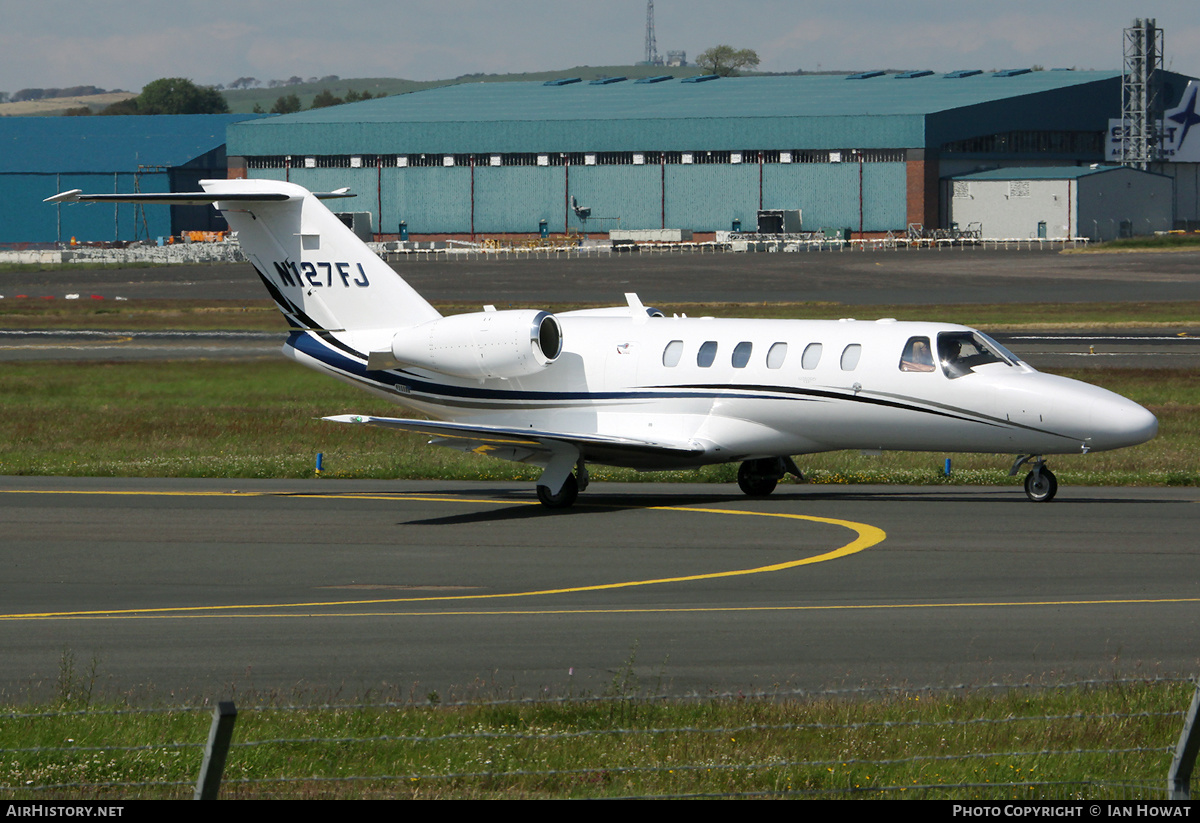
[286,330,802,404]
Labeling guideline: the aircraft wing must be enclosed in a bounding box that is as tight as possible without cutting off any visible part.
[323,414,707,469]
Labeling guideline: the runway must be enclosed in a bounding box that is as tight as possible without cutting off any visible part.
[3,328,1197,369]
[1,477,1196,701]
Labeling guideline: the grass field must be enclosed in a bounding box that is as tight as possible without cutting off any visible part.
[0,358,1192,486]
[1079,233,1200,252]
[1,679,1190,799]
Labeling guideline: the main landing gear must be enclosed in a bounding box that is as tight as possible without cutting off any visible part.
[737,457,803,497]
[1010,455,1058,502]
[536,461,589,508]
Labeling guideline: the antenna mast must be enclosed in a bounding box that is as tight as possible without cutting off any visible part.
[644,1,660,66]
[1121,17,1163,170]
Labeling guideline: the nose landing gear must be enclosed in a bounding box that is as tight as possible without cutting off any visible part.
[1010,455,1058,502]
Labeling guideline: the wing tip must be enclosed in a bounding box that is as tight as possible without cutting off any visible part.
[44,189,83,204]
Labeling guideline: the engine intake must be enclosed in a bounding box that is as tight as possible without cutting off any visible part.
[387,309,562,379]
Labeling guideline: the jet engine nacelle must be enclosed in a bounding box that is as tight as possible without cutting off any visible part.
[388,309,563,379]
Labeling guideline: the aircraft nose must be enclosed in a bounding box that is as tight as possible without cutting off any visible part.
[1088,393,1158,450]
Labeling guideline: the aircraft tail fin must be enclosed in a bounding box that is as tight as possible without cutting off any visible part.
[46,179,441,333]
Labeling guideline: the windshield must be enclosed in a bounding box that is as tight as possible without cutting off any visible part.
[975,332,1023,366]
[937,331,1016,379]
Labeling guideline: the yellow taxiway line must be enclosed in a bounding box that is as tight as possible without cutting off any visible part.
[0,489,884,621]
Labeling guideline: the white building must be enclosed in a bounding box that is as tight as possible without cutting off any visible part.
[947,166,1174,241]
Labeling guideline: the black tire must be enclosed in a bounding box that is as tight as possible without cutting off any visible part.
[536,473,579,508]
[737,461,778,497]
[1024,467,1058,502]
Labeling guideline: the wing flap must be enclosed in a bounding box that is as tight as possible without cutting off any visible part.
[323,414,707,466]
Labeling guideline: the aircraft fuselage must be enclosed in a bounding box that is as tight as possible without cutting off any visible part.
[285,314,1157,470]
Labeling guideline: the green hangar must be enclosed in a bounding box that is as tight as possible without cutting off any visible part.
[225,70,1200,239]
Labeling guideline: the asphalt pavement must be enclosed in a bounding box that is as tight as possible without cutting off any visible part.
[3,246,1199,305]
[1,478,1196,701]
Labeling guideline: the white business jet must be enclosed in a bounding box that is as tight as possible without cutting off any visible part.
[47,180,1158,507]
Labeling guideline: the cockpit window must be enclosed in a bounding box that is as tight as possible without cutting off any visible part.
[899,336,935,372]
[977,332,1023,366]
[937,331,1016,379]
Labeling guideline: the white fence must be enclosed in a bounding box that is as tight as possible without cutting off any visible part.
[0,235,1091,267]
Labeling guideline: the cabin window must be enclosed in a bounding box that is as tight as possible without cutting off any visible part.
[899,336,935,372]
[840,344,862,371]
[731,341,753,368]
[801,342,822,370]
[766,342,787,369]
[662,340,683,367]
[697,340,718,368]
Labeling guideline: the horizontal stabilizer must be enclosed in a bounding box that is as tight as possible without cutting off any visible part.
[49,178,436,335]
[44,188,354,205]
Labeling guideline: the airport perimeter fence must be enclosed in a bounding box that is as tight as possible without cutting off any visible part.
[0,243,247,267]
[0,235,1090,269]
[382,236,1092,263]
[1,677,1196,800]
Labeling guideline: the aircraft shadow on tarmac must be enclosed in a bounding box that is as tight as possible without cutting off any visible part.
[272,485,1185,527]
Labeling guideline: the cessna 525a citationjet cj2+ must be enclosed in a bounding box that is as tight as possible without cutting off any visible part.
[47,180,1158,508]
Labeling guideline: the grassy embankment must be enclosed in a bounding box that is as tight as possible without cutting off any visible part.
[1,679,1190,800]
[0,298,1196,486]
[1070,233,1200,252]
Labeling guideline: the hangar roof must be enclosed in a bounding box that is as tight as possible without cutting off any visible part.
[0,114,261,174]
[951,165,1170,180]
[227,70,1196,156]
[263,70,1123,123]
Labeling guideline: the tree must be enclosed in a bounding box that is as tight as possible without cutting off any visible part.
[309,89,343,109]
[695,45,761,76]
[270,94,301,114]
[133,77,229,114]
[99,97,140,116]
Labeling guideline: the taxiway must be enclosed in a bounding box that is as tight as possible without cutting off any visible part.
[1,478,1196,701]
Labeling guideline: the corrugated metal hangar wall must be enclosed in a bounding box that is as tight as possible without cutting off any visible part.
[0,114,261,244]
[226,70,1198,237]
[243,158,907,236]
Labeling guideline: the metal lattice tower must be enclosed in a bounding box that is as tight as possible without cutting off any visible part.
[1121,17,1163,169]
[644,1,660,66]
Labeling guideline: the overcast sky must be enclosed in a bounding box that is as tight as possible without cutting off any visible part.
[3,0,1198,94]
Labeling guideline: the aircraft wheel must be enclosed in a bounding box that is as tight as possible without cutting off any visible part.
[737,461,778,497]
[537,473,579,508]
[1024,467,1058,502]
